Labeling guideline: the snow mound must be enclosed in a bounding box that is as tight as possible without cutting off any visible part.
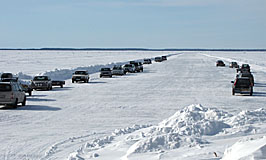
[68,104,266,160]
[228,108,266,126]
[222,136,266,160]
[157,104,230,136]
[125,104,230,155]
[112,124,152,136]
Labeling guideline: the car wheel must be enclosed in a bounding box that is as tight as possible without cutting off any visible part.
[232,89,235,95]
[60,84,63,88]
[13,99,18,109]
[50,86,53,90]
[72,80,74,83]
[22,97,26,106]
[29,91,32,96]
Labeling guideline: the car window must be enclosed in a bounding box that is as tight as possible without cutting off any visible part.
[34,76,48,81]
[12,84,18,91]
[0,84,12,91]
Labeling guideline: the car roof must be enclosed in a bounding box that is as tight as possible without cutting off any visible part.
[237,77,250,80]
[0,82,12,84]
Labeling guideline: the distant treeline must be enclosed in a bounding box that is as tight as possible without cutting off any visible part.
[0,48,266,52]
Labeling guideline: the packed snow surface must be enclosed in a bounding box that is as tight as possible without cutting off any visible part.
[1,51,266,160]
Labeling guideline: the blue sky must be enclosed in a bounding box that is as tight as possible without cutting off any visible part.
[0,0,265,48]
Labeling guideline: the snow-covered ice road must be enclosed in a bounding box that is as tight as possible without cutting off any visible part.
[1,52,266,160]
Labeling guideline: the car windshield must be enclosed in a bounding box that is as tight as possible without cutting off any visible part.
[113,66,122,70]
[101,68,111,71]
[1,73,12,79]
[236,79,251,86]
[242,64,249,68]
[33,76,48,81]
[241,74,252,77]
[75,71,87,75]
[0,84,11,91]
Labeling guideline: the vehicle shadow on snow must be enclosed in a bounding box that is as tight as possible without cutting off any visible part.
[50,87,73,91]
[30,94,47,97]
[253,92,266,97]
[17,105,61,111]
[89,81,107,84]
[0,105,61,111]
[254,83,266,87]
[27,98,56,102]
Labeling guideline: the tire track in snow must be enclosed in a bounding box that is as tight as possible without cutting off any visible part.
[41,132,106,160]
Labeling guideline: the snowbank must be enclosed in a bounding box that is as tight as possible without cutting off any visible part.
[124,104,230,156]
[68,104,266,160]
[222,136,266,160]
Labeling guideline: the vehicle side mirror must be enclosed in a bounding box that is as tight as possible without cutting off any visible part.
[231,81,234,83]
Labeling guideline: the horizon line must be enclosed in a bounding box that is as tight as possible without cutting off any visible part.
[0,48,266,52]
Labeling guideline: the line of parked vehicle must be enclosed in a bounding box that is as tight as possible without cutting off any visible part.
[216,60,254,96]
[71,56,166,83]
[0,55,167,109]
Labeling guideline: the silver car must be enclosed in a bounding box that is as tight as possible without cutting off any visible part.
[0,82,26,108]
[112,65,125,76]
[123,64,136,73]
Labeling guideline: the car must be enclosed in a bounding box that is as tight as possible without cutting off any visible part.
[155,57,163,62]
[229,62,239,68]
[0,82,26,108]
[216,60,225,67]
[130,61,143,72]
[143,59,152,64]
[72,70,89,83]
[1,78,33,96]
[236,72,254,86]
[52,80,65,88]
[112,65,125,76]
[31,76,53,90]
[20,82,33,96]
[123,64,136,73]
[162,56,167,61]
[1,73,16,81]
[237,64,250,73]
[100,68,112,78]
[231,77,253,96]
[138,62,144,72]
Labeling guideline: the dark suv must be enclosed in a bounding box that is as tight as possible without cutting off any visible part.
[232,77,253,96]
[237,64,250,73]
[216,60,225,67]
[236,72,254,86]
[130,61,143,72]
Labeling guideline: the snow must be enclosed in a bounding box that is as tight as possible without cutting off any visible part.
[1,50,266,160]
[222,136,266,160]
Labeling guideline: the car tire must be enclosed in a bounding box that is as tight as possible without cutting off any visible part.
[60,84,63,88]
[22,97,26,106]
[13,99,18,109]
[232,89,235,95]
[29,91,32,96]
[72,80,74,83]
